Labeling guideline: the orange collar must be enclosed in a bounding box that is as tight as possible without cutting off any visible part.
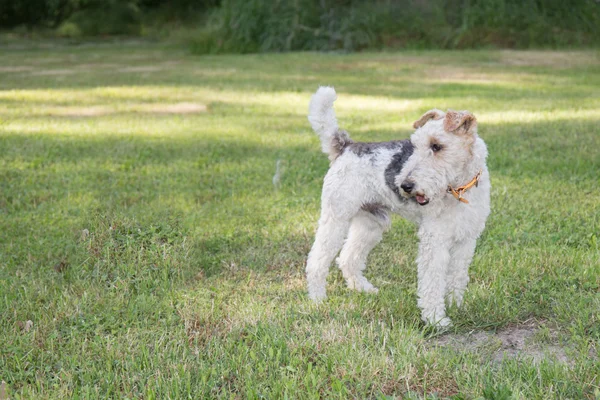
[447,170,482,204]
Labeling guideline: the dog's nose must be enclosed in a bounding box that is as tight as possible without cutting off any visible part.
[400,181,415,193]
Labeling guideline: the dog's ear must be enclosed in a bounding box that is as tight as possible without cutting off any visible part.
[444,110,477,135]
[413,109,445,129]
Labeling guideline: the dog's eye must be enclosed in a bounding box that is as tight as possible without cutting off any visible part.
[431,143,443,152]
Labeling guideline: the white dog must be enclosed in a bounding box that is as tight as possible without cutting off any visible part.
[305,87,490,327]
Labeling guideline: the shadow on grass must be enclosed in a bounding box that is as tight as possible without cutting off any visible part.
[1,111,598,278]
[1,115,598,180]
[0,116,596,309]
[2,47,598,103]
[2,76,597,103]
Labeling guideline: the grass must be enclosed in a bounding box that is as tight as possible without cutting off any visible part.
[0,42,599,399]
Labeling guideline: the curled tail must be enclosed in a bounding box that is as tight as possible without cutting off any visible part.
[308,86,352,161]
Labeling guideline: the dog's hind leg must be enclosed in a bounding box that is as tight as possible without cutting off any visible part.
[337,210,389,294]
[445,238,477,308]
[306,214,350,302]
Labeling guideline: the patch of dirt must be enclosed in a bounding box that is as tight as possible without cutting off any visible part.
[160,60,183,67]
[74,63,121,70]
[29,69,78,76]
[147,102,207,114]
[498,50,599,68]
[0,66,34,73]
[44,103,207,117]
[340,56,443,70]
[433,320,571,365]
[27,57,63,65]
[118,65,163,73]
[52,106,110,117]
[422,66,530,84]
[193,68,237,77]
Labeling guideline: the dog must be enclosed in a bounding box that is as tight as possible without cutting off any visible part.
[305,86,490,327]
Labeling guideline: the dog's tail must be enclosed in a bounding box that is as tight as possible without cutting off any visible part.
[308,86,352,161]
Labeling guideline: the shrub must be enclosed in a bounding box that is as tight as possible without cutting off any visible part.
[199,0,440,53]
[189,0,600,53]
[0,0,71,28]
[0,0,218,33]
[56,21,82,38]
[63,0,142,36]
[1,0,598,48]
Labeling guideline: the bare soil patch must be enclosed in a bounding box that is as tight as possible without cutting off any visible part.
[118,66,164,73]
[43,103,207,117]
[433,320,571,365]
[499,51,599,68]
[30,69,78,76]
[52,106,110,117]
[0,66,34,73]
[147,102,207,114]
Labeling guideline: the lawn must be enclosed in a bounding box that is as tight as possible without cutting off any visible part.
[0,43,599,399]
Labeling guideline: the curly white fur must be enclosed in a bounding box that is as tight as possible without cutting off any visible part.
[305,87,491,327]
[308,86,340,155]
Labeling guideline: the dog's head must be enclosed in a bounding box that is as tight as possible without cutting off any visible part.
[397,109,480,206]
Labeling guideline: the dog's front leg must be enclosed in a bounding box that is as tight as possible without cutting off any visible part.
[446,237,477,308]
[416,227,452,327]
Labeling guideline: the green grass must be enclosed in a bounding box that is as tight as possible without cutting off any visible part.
[0,43,599,399]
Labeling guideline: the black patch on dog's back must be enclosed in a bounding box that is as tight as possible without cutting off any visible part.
[384,140,414,197]
[346,140,406,157]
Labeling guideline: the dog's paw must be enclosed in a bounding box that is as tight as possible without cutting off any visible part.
[308,290,327,303]
[360,282,379,294]
[434,317,453,328]
[364,285,379,294]
[422,312,453,328]
[347,277,378,294]
[424,316,452,328]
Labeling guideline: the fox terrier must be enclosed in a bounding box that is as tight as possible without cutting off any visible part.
[305,86,490,327]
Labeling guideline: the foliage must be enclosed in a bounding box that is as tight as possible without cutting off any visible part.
[63,0,142,36]
[140,0,220,20]
[0,0,70,28]
[192,0,448,53]
[190,0,600,53]
[448,0,600,48]
[0,0,219,34]
[1,0,598,48]
[56,21,82,38]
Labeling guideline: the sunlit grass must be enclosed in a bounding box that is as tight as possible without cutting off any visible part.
[0,44,599,399]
